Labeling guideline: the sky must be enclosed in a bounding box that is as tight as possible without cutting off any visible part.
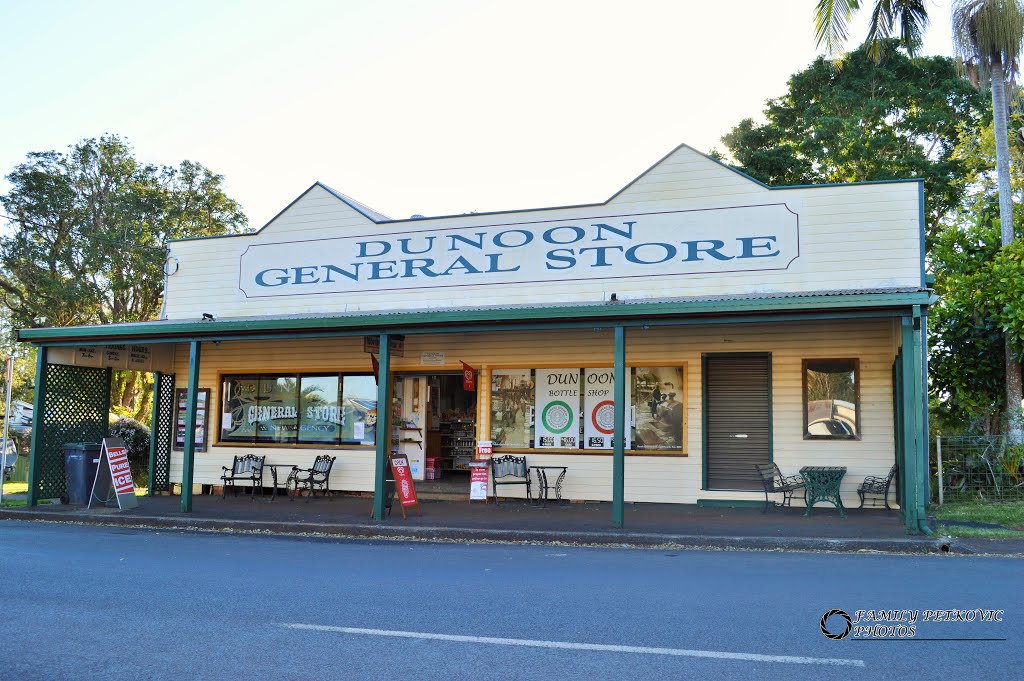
[0,0,955,227]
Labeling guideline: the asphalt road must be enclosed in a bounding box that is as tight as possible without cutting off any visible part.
[0,521,1020,681]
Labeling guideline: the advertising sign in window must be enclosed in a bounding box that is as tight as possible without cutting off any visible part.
[534,368,581,449]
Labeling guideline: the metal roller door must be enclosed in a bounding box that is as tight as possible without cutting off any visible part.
[704,354,771,490]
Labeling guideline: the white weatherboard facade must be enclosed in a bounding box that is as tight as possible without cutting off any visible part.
[149,144,923,508]
[164,145,922,319]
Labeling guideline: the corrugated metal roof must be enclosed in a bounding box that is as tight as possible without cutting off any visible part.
[26,287,928,334]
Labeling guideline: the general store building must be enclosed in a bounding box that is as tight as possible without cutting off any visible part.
[19,144,932,533]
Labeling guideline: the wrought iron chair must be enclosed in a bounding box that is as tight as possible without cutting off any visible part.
[291,455,336,501]
[221,454,266,500]
[857,464,898,509]
[754,463,805,513]
[490,454,530,504]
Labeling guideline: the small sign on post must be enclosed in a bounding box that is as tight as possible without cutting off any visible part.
[88,437,138,510]
[477,440,493,457]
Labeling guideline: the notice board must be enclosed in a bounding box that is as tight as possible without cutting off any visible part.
[88,437,138,510]
[174,388,209,452]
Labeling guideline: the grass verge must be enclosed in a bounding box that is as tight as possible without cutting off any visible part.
[933,501,1024,538]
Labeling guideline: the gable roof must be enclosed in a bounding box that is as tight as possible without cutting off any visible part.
[168,142,923,243]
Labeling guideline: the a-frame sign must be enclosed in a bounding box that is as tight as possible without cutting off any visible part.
[88,437,138,510]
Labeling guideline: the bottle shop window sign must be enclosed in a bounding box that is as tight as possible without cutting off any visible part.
[535,368,581,449]
[239,203,800,297]
[583,368,632,450]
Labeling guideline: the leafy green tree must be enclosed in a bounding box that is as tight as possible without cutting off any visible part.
[0,135,248,419]
[815,0,929,57]
[720,40,987,241]
[952,0,1024,439]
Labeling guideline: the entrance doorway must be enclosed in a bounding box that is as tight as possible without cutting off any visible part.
[395,372,477,493]
[703,354,772,491]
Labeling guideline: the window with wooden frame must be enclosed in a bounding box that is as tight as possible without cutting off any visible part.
[219,373,377,446]
[802,359,860,440]
[488,365,687,454]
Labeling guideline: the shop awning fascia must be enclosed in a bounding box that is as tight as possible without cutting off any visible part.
[17,290,934,346]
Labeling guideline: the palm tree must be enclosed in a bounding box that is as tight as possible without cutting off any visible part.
[953,0,1024,439]
[815,0,930,57]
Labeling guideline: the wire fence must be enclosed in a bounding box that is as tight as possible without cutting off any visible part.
[934,435,1024,504]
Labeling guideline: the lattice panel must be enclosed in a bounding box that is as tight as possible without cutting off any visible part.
[35,363,110,499]
[152,373,175,492]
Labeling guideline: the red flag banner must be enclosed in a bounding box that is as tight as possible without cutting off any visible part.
[462,362,476,391]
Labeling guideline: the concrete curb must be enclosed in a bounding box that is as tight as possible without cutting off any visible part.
[0,507,994,555]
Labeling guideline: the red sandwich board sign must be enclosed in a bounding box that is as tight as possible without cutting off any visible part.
[88,437,138,510]
[389,453,421,518]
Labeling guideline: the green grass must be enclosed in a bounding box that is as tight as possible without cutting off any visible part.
[933,501,1024,538]
[934,501,1024,527]
[2,481,27,496]
[935,524,1024,539]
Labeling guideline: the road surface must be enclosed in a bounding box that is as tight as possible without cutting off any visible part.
[0,520,1019,680]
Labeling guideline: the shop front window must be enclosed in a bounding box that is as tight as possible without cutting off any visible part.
[803,359,859,439]
[220,373,377,446]
[299,376,341,444]
[631,366,684,451]
[489,366,685,453]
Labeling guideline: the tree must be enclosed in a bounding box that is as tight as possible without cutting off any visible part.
[815,0,930,57]
[952,0,1024,440]
[0,135,248,419]
[719,40,988,241]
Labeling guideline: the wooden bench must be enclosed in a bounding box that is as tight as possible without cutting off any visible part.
[754,463,805,513]
[221,454,266,500]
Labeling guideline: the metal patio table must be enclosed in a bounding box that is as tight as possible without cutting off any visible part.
[800,466,847,518]
[264,463,298,501]
[529,465,568,507]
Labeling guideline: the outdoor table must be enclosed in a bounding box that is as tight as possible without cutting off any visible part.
[264,463,297,501]
[529,465,567,507]
[800,466,847,518]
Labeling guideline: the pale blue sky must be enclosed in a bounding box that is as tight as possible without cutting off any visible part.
[0,0,954,227]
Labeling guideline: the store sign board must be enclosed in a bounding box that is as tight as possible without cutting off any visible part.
[420,351,446,365]
[88,437,138,510]
[535,368,581,449]
[389,454,420,509]
[582,368,632,450]
[469,462,489,501]
[49,344,174,373]
[238,204,800,297]
[363,335,405,357]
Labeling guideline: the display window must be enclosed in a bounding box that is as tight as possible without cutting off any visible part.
[220,373,377,446]
[489,365,686,453]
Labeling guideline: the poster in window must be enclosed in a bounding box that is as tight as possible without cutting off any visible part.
[631,367,684,450]
[490,369,533,448]
[534,368,581,449]
[174,388,210,451]
[583,368,632,449]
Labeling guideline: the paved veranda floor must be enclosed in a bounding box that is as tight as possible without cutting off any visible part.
[20,490,911,540]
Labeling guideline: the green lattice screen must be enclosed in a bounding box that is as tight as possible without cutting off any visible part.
[152,372,175,492]
[34,363,111,499]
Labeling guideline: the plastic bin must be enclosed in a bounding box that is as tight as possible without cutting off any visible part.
[63,442,102,504]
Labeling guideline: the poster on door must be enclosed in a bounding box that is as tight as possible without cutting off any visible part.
[534,368,580,449]
[583,368,632,450]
